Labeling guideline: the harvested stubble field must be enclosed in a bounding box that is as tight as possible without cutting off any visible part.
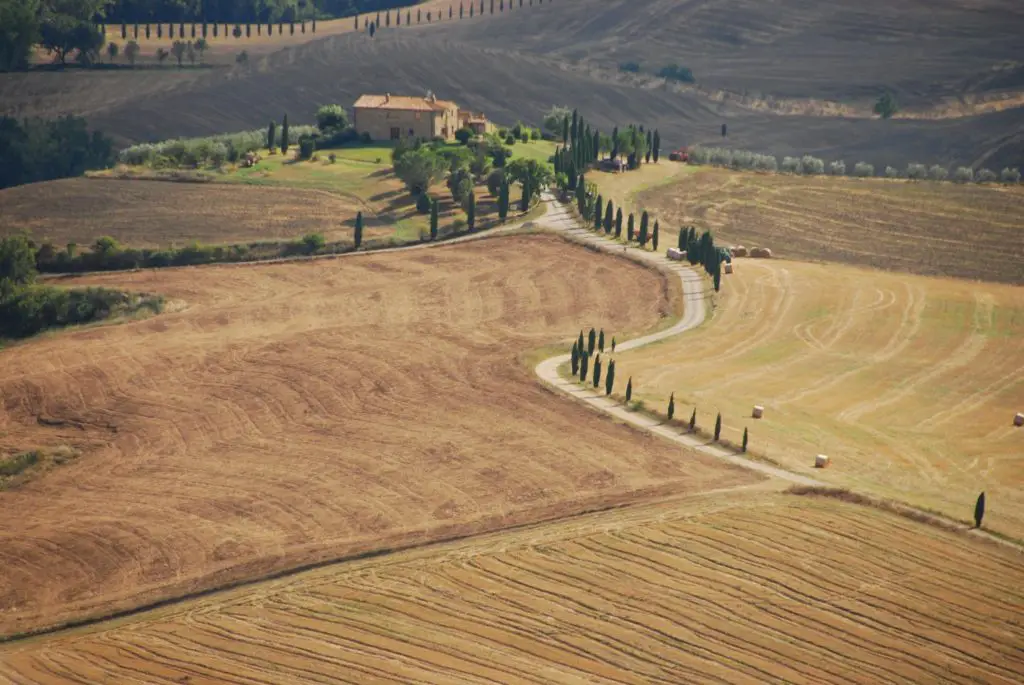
[3,491,1021,684]
[612,257,1024,539]
[639,167,1024,284]
[0,234,759,636]
[0,178,382,248]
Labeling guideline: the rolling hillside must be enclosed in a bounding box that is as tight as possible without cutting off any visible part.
[2,0,1022,168]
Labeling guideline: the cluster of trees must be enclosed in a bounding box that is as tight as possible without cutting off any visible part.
[547,107,662,181]
[569,185,667,257]
[687,145,1023,184]
[680,226,728,292]
[0,114,114,189]
[0,235,161,340]
[2,0,107,69]
[390,132,552,229]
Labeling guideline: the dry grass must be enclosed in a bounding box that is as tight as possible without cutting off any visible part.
[0,234,757,636]
[3,491,1021,683]
[610,256,1024,539]
[638,167,1024,284]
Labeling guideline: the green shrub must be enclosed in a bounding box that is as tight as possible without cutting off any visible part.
[1000,167,1021,183]
[906,163,928,180]
[975,168,997,183]
[853,162,874,177]
[0,451,39,477]
[298,135,316,160]
[455,127,474,145]
[301,233,326,254]
[952,166,973,183]
[828,160,846,176]
[619,61,641,73]
[928,165,948,181]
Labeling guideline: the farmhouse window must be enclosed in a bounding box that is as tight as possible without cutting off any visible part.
[390,127,400,140]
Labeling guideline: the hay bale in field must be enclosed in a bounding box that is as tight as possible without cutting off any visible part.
[750,247,773,258]
[724,262,734,274]
[1015,412,1024,427]
[752,405,764,419]
[815,454,830,468]
[731,245,748,257]
[666,247,685,261]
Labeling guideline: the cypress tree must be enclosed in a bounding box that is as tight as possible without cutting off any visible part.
[281,114,289,155]
[267,120,276,151]
[593,357,602,388]
[615,208,623,238]
[714,413,722,441]
[689,408,696,431]
[653,130,660,162]
[604,200,613,233]
[678,227,686,251]
[467,192,476,231]
[742,427,748,453]
[498,179,509,221]
[594,195,603,229]
[571,109,578,146]
[571,341,579,376]
[714,262,722,292]
[520,178,530,212]
[639,211,649,247]
[627,214,635,242]
[592,129,600,162]
[354,211,363,249]
[605,359,615,395]
[668,392,675,420]
[562,116,569,145]
[579,350,589,381]
[598,329,605,352]
[974,492,986,528]
[578,330,585,354]
[611,337,616,352]
[588,328,596,355]
[611,125,619,158]
[652,221,659,251]
[625,376,632,403]
[646,129,653,156]
[430,198,439,239]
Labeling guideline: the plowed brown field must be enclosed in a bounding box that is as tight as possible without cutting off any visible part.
[0,234,759,636]
[0,178,376,248]
[3,492,1021,684]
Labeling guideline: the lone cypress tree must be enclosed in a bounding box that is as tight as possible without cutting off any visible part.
[605,359,615,395]
[615,208,623,238]
[467,192,476,231]
[742,427,748,453]
[639,211,649,247]
[604,200,613,233]
[714,412,722,441]
[689,408,696,431]
[653,130,660,162]
[571,341,579,376]
[267,120,276,151]
[611,337,616,352]
[281,114,289,155]
[354,211,363,249]
[579,350,589,381]
[668,392,675,420]
[598,329,605,352]
[625,376,632,403]
[974,492,986,528]
[430,198,439,239]
[593,357,602,388]
[652,221,659,251]
[588,328,596,355]
[498,179,509,221]
[627,214,635,242]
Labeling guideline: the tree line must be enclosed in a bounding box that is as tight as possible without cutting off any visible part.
[0,114,114,189]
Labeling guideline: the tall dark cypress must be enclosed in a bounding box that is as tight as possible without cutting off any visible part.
[430,198,439,239]
[354,211,363,249]
[579,350,589,381]
[974,492,986,528]
[605,359,615,395]
[593,357,602,388]
[520,178,530,212]
[467,192,476,231]
[668,393,675,420]
[714,413,722,441]
[639,211,649,247]
[598,329,605,352]
[267,120,276,151]
[625,376,633,403]
[652,220,659,251]
[653,130,661,162]
[587,328,596,355]
[281,114,289,155]
[498,179,509,221]
[571,341,579,376]
[604,200,613,234]
[689,408,696,431]
[615,208,623,238]
[592,129,600,162]
[562,116,569,145]
[594,194,603,229]
[570,109,579,148]
[678,227,686,251]
[611,125,619,158]
[578,330,585,354]
[627,214,635,242]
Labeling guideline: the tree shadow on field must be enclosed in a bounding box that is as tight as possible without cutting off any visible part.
[368,168,392,179]
[370,188,404,202]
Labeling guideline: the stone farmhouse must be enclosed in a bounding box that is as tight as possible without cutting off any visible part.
[353,92,493,142]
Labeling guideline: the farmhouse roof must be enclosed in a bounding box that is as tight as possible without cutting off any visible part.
[354,93,457,112]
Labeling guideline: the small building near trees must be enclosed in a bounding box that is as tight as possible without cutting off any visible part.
[353,92,491,142]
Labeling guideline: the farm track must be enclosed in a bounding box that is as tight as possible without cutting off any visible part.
[2,493,1021,684]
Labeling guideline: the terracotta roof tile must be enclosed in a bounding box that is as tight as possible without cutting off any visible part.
[354,94,457,112]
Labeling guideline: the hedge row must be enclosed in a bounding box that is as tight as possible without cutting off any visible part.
[118,125,319,167]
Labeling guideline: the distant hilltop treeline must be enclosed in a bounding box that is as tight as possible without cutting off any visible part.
[103,1,430,24]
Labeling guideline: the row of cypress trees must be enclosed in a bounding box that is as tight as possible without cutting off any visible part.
[679,225,728,292]
[571,333,750,453]
[363,0,551,36]
[114,20,318,41]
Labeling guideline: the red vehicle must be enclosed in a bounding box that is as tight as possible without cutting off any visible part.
[668,147,690,162]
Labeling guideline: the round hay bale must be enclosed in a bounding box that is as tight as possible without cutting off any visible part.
[731,245,748,257]
[752,405,764,419]
[1015,412,1024,427]
[750,247,773,258]
[814,454,830,468]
